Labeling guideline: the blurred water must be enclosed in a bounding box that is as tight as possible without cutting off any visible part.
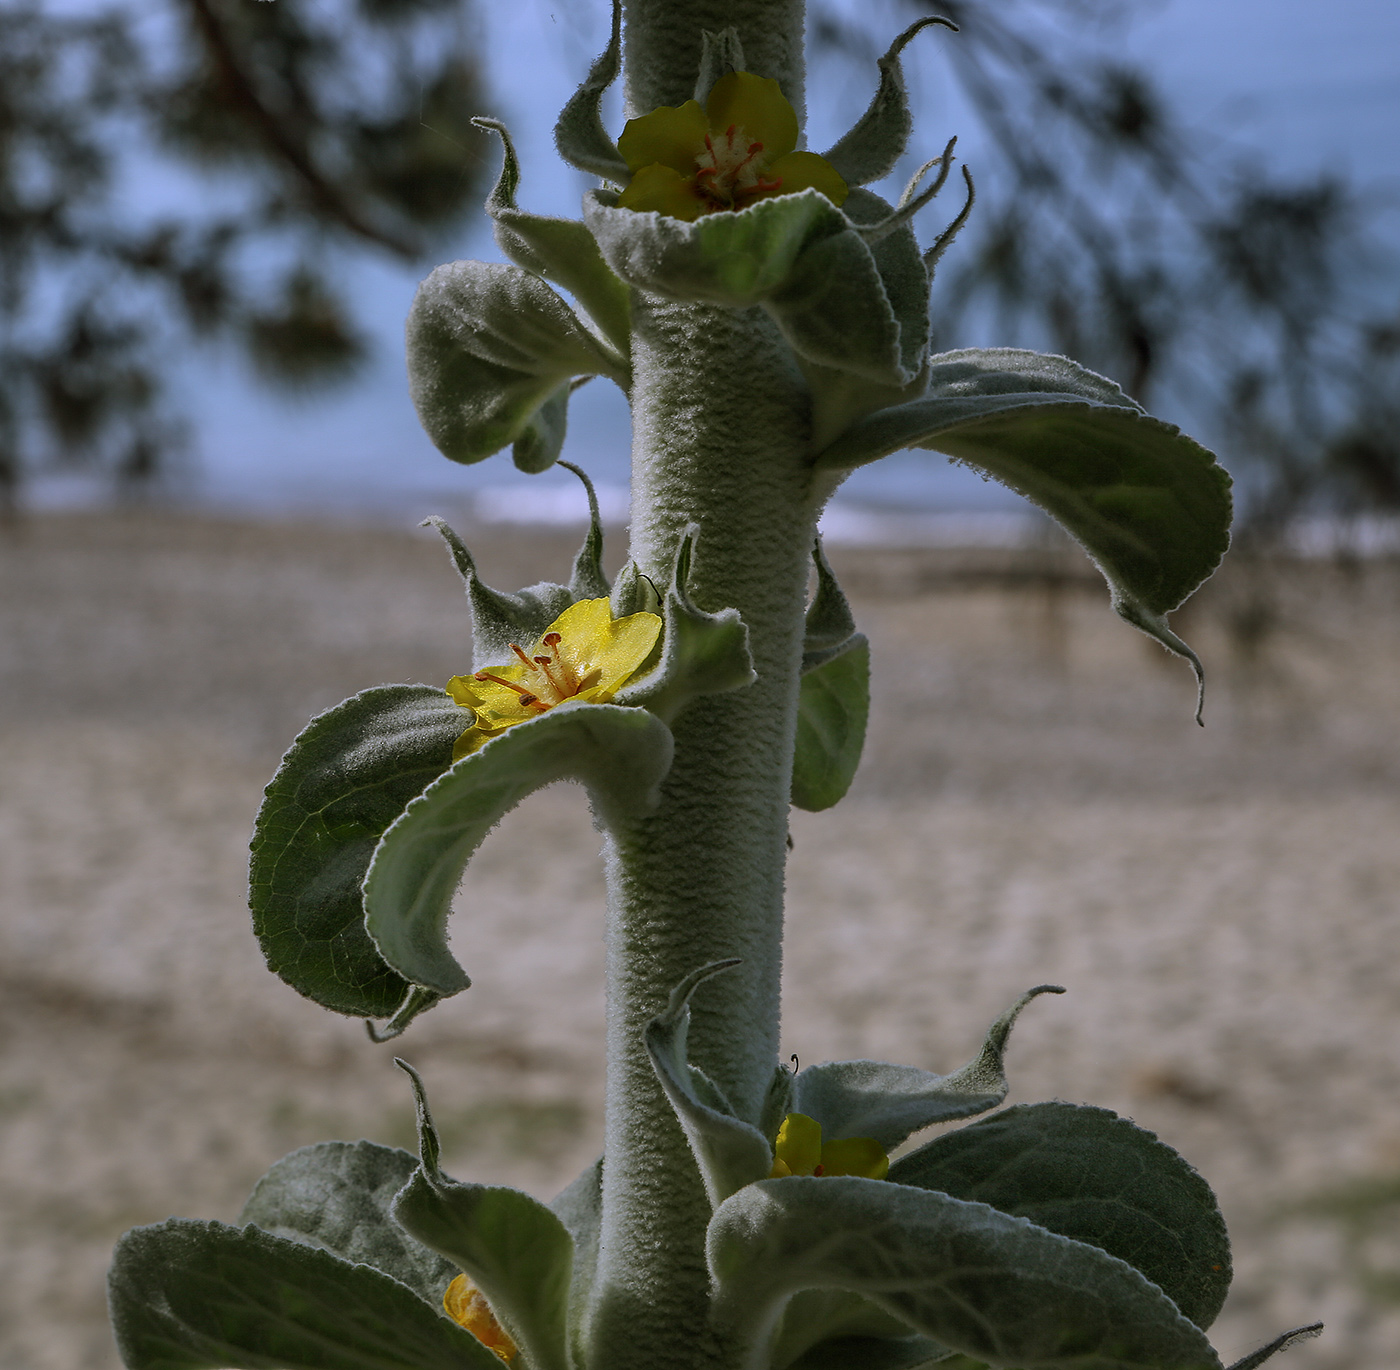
[39,0,1397,538]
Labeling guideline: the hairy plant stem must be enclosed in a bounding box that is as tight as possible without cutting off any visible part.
[578,9,818,1365]
[621,0,806,119]
[589,292,818,1370]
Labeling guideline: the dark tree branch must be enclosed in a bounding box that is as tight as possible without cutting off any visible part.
[178,0,421,259]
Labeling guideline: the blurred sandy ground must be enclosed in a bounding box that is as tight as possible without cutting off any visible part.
[2,510,1399,1369]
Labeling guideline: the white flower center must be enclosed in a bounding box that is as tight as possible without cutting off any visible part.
[694,124,779,209]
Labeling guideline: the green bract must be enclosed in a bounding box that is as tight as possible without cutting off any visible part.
[584,185,846,306]
[792,541,869,811]
[393,1063,576,1370]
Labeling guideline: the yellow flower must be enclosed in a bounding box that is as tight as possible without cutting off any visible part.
[446,598,662,760]
[616,71,848,222]
[443,1273,517,1363]
[768,1112,889,1180]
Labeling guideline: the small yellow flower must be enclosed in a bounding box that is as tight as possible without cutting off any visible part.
[446,598,662,760]
[443,1273,517,1363]
[768,1112,889,1180]
[616,71,848,222]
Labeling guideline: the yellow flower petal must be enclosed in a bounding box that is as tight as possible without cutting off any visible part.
[618,100,709,174]
[772,1112,823,1177]
[818,1135,890,1180]
[445,599,662,758]
[443,1274,518,1362]
[545,598,661,699]
[705,72,798,160]
[616,162,707,220]
[765,150,849,209]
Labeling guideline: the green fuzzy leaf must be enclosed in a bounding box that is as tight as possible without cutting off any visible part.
[549,1158,603,1368]
[890,1103,1232,1330]
[249,685,463,1020]
[787,1330,952,1370]
[851,190,931,379]
[774,1288,944,1370]
[761,1065,797,1144]
[764,189,929,388]
[614,525,756,722]
[511,381,571,473]
[707,1178,1224,1370]
[645,961,776,1206]
[108,1218,499,1370]
[553,0,628,181]
[584,187,847,307]
[474,118,630,352]
[392,1062,574,1370]
[821,19,957,187]
[791,637,870,812]
[793,986,1065,1149]
[815,349,1232,708]
[407,260,623,466]
[802,539,860,671]
[805,361,933,456]
[766,230,907,385]
[239,1141,458,1308]
[363,703,674,995]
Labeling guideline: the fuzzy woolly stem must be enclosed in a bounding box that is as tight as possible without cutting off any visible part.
[622,0,806,123]
[582,8,819,1365]
[588,294,819,1369]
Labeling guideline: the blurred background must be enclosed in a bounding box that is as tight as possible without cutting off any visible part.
[7,0,1400,538]
[2,1,1400,1367]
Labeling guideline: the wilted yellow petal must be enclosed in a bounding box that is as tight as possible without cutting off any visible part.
[618,100,709,174]
[616,163,707,220]
[705,72,798,159]
[765,150,849,209]
[818,1135,890,1180]
[772,1112,823,1177]
[443,1274,518,1362]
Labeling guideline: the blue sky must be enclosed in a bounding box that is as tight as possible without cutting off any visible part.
[127,0,1399,520]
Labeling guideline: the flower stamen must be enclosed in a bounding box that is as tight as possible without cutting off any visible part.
[445,598,663,759]
[473,670,547,706]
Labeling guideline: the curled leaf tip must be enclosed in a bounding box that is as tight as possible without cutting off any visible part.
[1224,1321,1323,1370]
[898,14,959,47]
[365,986,444,1043]
[925,164,976,270]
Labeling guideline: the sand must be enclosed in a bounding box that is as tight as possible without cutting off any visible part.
[2,510,1398,1368]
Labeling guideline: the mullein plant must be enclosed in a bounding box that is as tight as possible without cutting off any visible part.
[108,4,1323,1369]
